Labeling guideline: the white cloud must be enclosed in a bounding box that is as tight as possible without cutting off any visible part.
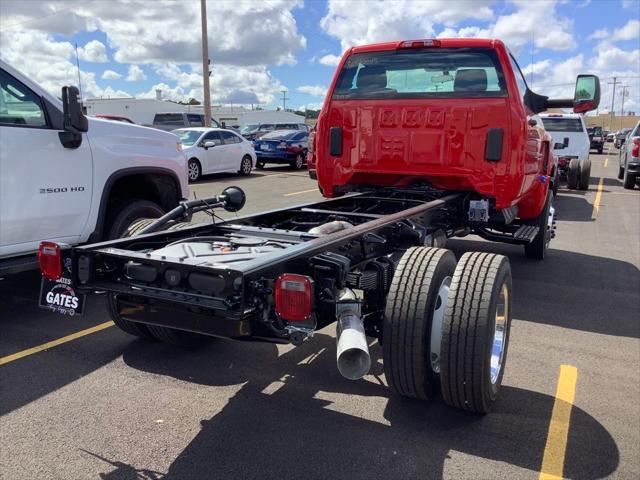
[522,59,552,77]
[612,20,640,41]
[297,85,327,97]
[101,69,121,80]
[77,40,108,63]
[320,0,493,52]
[593,45,640,71]
[588,28,609,41]
[318,54,341,67]
[125,65,146,82]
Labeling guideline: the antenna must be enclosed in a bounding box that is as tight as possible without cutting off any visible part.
[74,43,83,100]
[529,32,534,87]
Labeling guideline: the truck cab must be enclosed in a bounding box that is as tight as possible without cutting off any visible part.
[0,60,189,275]
[310,38,599,221]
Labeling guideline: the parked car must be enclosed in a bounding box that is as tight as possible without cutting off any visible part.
[93,114,135,124]
[253,130,308,169]
[606,132,616,142]
[615,128,632,148]
[241,122,307,141]
[539,113,591,189]
[173,128,256,182]
[586,125,605,153]
[0,59,188,276]
[618,121,640,189]
[151,112,220,131]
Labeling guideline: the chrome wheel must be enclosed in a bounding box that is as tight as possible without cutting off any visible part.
[294,153,304,169]
[240,156,252,175]
[430,275,451,374]
[490,284,509,385]
[188,160,200,182]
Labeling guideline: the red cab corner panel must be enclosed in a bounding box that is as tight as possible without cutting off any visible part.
[275,274,313,322]
[38,241,62,280]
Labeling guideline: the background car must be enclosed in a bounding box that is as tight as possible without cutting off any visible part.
[173,127,256,182]
[94,114,135,124]
[606,132,616,142]
[618,121,640,189]
[241,122,307,141]
[586,126,604,153]
[615,128,632,148]
[253,130,308,170]
[153,113,220,131]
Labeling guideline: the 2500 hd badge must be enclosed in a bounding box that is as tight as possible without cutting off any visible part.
[39,277,86,316]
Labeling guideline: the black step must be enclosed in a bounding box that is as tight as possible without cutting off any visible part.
[514,225,539,243]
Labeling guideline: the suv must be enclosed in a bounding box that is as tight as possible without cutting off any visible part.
[587,125,605,153]
[151,112,220,131]
[0,60,189,275]
[618,121,640,189]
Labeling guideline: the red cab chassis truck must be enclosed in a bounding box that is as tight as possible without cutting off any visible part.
[40,39,599,413]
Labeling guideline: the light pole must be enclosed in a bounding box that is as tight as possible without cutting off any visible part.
[200,0,212,127]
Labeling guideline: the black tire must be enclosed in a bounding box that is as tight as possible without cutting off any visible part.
[578,158,591,190]
[383,247,457,400]
[623,167,636,190]
[256,161,265,169]
[146,324,209,347]
[524,190,553,260]
[107,200,164,240]
[290,153,304,170]
[107,294,154,340]
[598,147,603,154]
[618,166,624,180]
[440,252,512,413]
[567,158,580,189]
[188,158,201,183]
[238,155,252,176]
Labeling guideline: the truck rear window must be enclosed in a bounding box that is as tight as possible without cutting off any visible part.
[332,48,506,100]
[154,113,183,124]
[540,118,584,133]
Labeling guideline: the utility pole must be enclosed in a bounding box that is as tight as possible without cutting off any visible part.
[281,90,288,111]
[200,0,211,127]
[74,43,83,100]
[608,77,619,131]
[620,85,629,128]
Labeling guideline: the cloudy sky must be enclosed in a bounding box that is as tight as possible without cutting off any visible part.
[0,0,638,113]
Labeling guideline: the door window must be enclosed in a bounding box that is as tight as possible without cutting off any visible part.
[220,131,241,144]
[508,54,529,101]
[202,131,222,146]
[0,69,47,128]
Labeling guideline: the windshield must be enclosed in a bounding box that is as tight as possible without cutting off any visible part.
[241,124,259,134]
[540,118,584,133]
[172,129,202,146]
[332,47,506,100]
[260,130,299,140]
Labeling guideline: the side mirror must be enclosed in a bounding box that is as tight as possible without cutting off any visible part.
[573,75,600,114]
[61,86,88,133]
[221,186,246,212]
[203,141,215,149]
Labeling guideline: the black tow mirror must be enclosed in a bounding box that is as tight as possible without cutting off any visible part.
[61,86,88,133]
[573,75,600,114]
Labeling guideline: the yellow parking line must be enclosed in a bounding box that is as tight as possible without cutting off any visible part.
[592,177,604,218]
[0,321,114,366]
[604,158,608,167]
[284,188,318,197]
[539,365,578,480]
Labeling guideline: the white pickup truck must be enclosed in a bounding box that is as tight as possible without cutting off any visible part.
[0,60,189,275]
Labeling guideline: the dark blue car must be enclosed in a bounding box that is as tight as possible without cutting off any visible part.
[253,130,308,169]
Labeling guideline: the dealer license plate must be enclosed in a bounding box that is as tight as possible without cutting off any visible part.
[39,277,86,316]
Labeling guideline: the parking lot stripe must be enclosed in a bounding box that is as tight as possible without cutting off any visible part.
[592,177,604,217]
[539,365,578,480]
[0,321,114,366]
[604,158,608,167]
[284,188,319,197]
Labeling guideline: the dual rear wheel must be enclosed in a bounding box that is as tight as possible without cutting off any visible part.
[383,247,512,413]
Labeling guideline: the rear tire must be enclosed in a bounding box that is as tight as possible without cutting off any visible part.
[524,190,553,260]
[107,294,154,340]
[440,252,512,413]
[567,158,580,189]
[383,247,457,400]
[623,167,636,190]
[107,200,164,240]
[618,166,624,180]
[291,153,304,170]
[238,155,253,176]
[146,324,209,347]
[578,158,591,190]
[256,161,265,169]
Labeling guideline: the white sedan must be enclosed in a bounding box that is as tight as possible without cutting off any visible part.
[173,128,256,182]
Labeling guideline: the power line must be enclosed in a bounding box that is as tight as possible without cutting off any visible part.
[608,77,620,127]
[1,5,77,31]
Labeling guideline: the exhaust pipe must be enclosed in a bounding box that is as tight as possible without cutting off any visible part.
[336,289,371,380]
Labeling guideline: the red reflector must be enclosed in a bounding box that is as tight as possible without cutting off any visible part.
[308,131,316,154]
[275,274,313,322]
[38,241,62,280]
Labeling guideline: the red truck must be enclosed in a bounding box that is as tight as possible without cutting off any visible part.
[39,38,599,414]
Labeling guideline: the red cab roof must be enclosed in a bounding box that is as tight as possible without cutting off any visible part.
[349,38,504,55]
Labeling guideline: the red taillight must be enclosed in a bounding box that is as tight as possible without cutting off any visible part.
[398,39,441,49]
[308,131,316,154]
[275,274,313,322]
[38,241,62,280]
[632,137,639,157]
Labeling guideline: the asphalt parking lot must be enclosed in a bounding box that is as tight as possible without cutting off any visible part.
[1,149,638,480]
